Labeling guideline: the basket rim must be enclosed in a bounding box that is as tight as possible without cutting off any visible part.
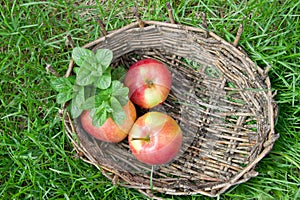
[81,20,268,80]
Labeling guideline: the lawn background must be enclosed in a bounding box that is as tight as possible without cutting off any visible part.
[0,0,299,199]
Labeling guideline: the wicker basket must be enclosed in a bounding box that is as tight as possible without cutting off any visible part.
[62,9,278,199]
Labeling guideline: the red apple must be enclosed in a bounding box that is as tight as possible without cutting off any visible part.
[124,58,172,109]
[80,100,137,143]
[128,112,182,165]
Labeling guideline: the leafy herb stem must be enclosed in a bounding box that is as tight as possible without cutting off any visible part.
[50,47,129,127]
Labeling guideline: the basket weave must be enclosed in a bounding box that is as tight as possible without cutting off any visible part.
[62,18,278,199]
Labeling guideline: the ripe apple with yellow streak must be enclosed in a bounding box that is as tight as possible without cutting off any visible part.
[80,100,136,143]
[128,112,182,165]
[124,58,172,109]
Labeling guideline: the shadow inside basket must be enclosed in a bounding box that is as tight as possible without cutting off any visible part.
[74,48,260,188]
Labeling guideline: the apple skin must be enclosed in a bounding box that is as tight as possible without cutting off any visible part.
[128,112,182,165]
[124,58,172,109]
[80,100,137,143]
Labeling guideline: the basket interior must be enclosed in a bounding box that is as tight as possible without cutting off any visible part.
[71,22,276,196]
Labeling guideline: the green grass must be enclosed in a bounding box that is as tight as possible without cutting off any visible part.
[1,0,299,199]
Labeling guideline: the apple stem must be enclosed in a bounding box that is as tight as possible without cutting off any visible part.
[145,79,154,87]
[131,136,150,142]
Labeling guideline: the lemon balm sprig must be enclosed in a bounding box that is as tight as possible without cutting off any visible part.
[51,47,129,127]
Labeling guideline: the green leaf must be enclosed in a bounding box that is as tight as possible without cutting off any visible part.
[95,49,113,70]
[111,80,123,92]
[112,81,129,97]
[50,77,76,104]
[93,110,107,127]
[72,84,82,93]
[70,85,85,118]
[70,101,83,119]
[81,96,96,110]
[98,111,108,127]
[113,94,128,106]
[68,76,76,85]
[72,47,94,67]
[81,88,110,109]
[111,80,129,106]
[90,101,112,127]
[56,92,73,104]
[75,85,85,105]
[84,85,96,99]
[81,58,98,72]
[94,68,111,89]
[101,100,113,113]
[73,67,80,75]
[96,89,112,102]
[76,67,96,86]
[112,66,126,81]
[110,96,126,125]
[50,77,74,92]
[95,62,103,75]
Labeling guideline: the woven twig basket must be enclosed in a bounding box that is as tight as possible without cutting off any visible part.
[62,10,278,199]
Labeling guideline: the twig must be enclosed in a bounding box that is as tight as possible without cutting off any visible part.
[132,7,144,28]
[96,17,107,36]
[202,12,208,38]
[233,24,243,47]
[166,2,175,24]
[65,34,75,77]
[264,65,271,75]
[66,35,75,48]
[45,63,59,77]
[65,59,74,78]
